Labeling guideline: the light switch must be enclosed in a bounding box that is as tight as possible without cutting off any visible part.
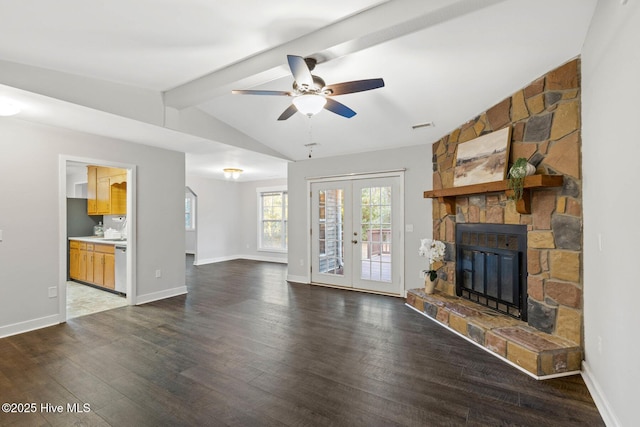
[405,224,414,232]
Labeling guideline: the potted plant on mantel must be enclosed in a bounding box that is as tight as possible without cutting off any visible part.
[419,238,446,294]
[507,157,536,201]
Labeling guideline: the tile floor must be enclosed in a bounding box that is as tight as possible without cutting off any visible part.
[66,281,127,319]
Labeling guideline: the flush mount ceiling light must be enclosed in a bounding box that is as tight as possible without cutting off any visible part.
[292,94,327,117]
[0,101,21,117]
[223,168,243,180]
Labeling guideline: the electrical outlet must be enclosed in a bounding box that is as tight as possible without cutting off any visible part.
[299,259,304,266]
[48,286,57,298]
[155,269,162,278]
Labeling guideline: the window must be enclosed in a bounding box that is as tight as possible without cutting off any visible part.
[185,189,196,230]
[258,187,288,252]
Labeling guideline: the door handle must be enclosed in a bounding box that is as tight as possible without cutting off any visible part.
[352,239,358,244]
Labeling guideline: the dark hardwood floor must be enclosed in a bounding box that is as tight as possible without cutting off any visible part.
[0,257,604,426]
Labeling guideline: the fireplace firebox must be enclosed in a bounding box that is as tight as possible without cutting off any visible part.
[455,224,527,320]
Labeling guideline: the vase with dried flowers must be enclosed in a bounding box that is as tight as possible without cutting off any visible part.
[419,238,446,294]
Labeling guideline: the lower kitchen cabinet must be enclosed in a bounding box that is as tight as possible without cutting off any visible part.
[69,241,80,279]
[86,244,95,283]
[93,244,115,289]
[69,240,116,291]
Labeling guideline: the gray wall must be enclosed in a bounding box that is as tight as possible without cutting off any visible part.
[287,144,432,289]
[0,119,186,336]
[581,1,640,426]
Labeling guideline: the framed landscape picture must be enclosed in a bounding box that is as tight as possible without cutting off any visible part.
[453,126,511,187]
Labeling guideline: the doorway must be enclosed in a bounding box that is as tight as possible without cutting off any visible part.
[310,174,403,295]
[185,186,198,263]
[60,157,136,321]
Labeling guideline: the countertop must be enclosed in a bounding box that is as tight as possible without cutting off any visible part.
[69,236,128,246]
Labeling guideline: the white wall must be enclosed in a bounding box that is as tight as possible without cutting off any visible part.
[0,119,186,337]
[66,170,87,197]
[186,175,242,264]
[287,144,432,288]
[239,178,288,263]
[581,2,640,426]
[186,229,196,254]
[185,175,288,264]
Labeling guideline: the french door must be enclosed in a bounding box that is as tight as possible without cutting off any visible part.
[310,175,402,295]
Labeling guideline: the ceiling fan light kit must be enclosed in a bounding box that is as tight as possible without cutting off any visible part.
[233,55,384,120]
[292,94,327,116]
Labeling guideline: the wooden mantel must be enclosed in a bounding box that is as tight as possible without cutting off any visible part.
[423,175,564,215]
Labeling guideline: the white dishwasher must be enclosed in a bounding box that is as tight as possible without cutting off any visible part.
[115,245,127,294]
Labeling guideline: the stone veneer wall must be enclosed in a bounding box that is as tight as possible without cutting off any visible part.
[431,58,583,346]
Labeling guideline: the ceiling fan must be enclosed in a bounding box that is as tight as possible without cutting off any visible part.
[232,55,384,120]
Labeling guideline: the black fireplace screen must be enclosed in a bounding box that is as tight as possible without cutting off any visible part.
[456,224,527,320]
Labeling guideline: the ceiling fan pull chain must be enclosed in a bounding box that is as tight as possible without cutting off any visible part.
[306,118,315,158]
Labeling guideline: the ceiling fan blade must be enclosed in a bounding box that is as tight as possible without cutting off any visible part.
[324,78,385,96]
[277,104,298,121]
[287,55,314,88]
[232,89,292,96]
[324,98,356,118]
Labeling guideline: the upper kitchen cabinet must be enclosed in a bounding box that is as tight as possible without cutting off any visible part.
[87,166,127,215]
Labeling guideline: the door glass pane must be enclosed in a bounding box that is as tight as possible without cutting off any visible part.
[318,189,344,276]
[360,186,392,282]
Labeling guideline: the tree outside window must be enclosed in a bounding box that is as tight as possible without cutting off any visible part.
[258,188,287,251]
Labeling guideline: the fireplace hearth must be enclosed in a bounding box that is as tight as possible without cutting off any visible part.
[456,223,527,320]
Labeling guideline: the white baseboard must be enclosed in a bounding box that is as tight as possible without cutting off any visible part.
[195,254,288,266]
[135,286,188,305]
[286,275,309,284]
[581,361,620,427]
[241,254,288,264]
[0,314,60,339]
[195,255,238,265]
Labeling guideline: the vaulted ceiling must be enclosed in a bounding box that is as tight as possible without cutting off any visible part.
[0,0,596,181]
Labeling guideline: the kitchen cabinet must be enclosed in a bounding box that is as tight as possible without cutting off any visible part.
[69,240,80,279]
[70,241,88,281]
[86,243,95,283]
[78,243,88,281]
[69,240,115,290]
[87,166,97,214]
[87,166,127,215]
[93,244,115,290]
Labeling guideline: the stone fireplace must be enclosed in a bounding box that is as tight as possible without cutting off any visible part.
[406,58,584,378]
